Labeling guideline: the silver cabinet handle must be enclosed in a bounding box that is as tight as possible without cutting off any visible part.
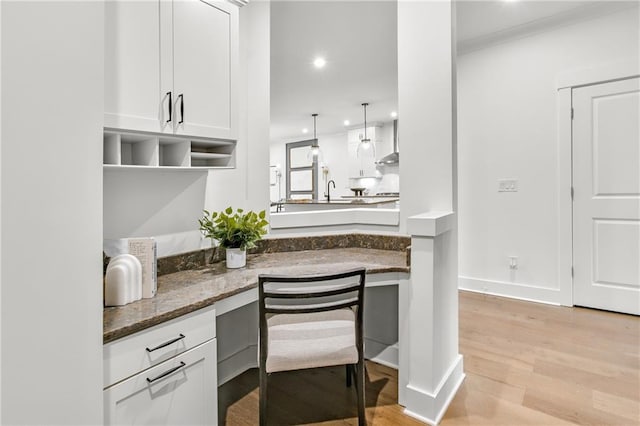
[145,333,185,353]
[146,361,186,384]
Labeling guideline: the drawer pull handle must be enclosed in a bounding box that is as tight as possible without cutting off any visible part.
[146,361,186,384]
[145,334,186,353]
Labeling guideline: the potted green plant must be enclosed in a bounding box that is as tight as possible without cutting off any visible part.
[198,207,269,268]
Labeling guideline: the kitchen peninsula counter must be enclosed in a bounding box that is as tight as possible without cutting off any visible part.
[282,197,399,205]
[103,247,409,344]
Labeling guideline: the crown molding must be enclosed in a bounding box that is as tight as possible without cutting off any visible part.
[458,1,638,55]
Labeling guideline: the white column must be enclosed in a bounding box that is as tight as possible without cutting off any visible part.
[399,212,464,425]
[398,0,457,228]
[397,0,461,423]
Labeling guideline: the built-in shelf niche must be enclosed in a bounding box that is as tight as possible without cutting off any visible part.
[190,140,236,167]
[103,130,235,169]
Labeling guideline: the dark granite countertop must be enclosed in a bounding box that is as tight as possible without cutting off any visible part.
[103,247,409,344]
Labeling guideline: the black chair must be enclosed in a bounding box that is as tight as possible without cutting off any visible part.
[258,267,366,426]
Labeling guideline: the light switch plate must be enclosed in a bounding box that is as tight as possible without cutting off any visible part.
[498,179,518,192]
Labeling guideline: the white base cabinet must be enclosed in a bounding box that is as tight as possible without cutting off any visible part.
[104,340,217,426]
[104,306,218,425]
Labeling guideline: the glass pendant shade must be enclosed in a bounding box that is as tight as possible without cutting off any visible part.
[307,140,324,163]
[357,103,375,159]
[356,137,375,159]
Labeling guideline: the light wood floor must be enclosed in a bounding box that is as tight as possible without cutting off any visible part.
[218,291,640,425]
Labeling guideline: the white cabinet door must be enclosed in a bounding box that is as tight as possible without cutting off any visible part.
[572,77,640,315]
[105,0,237,140]
[104,339,218,426]
[104,1,170,133]
[173,0,238,140]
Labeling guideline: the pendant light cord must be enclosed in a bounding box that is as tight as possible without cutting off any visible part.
[312,113,318,140]
[362,103,368,141]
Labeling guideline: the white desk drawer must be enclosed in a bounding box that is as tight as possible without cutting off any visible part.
[104,338,217,425]
[104,306,215,387]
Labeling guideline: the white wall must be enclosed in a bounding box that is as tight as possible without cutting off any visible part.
[243,1,271,217]
[104,1,271,257]
[1,2,103,423]
[457,8,640,304]
[270,131,351,200]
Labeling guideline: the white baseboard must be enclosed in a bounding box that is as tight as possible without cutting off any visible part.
[459,276,563,306]
[402,355,465,425]
[217,344,258,386]
[365,339,398,369]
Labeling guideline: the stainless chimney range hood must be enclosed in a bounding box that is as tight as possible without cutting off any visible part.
[377,119,399,165]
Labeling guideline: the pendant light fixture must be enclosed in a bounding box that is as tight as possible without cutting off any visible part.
[356,103,376,158]
[307,113,323,162]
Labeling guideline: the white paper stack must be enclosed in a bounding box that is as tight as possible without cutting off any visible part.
[128,238,157,299]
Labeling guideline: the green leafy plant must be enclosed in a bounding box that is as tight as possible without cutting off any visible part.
[198,207,269,250]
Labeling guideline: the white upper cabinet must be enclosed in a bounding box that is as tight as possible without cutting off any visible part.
[105,1,167,134]
[173,0,238,140]
[105,0,238,140]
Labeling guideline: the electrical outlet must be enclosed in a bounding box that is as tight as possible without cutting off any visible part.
[509,256,518,269]
[498,179,518,192]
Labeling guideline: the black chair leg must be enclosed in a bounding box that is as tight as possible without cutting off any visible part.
[356,360,366,425]
[346,365,352,387]
[259,370,268,426]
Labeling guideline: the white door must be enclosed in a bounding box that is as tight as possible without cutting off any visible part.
[173,0,238,140]
[104,1,170,133]
[572,77,640,315]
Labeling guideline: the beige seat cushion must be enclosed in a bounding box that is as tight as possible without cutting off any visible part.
[265,308,358,373]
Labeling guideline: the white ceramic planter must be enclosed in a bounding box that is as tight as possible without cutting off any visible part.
[225,248,246,268]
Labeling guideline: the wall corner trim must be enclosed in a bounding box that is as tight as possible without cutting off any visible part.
[407,211,455,237]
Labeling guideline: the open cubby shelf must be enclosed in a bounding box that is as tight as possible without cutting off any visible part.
[103,129,236,169]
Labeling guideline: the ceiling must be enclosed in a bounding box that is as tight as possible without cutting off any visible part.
[270,1,398,142]
[270,0,636,142]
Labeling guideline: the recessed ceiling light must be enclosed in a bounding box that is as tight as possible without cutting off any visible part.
[313,57,326,69]
[343,120,350,126]
[390,111,398,118]
[302,128,309,134]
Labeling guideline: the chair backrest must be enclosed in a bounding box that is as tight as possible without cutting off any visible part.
[259,267,366,314]
[258,267,366,363]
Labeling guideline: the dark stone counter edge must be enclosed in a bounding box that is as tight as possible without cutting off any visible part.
[103,265,410,344]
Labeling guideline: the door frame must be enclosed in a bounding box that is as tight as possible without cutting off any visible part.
[556,59,639,306]
[285,139,319,201]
